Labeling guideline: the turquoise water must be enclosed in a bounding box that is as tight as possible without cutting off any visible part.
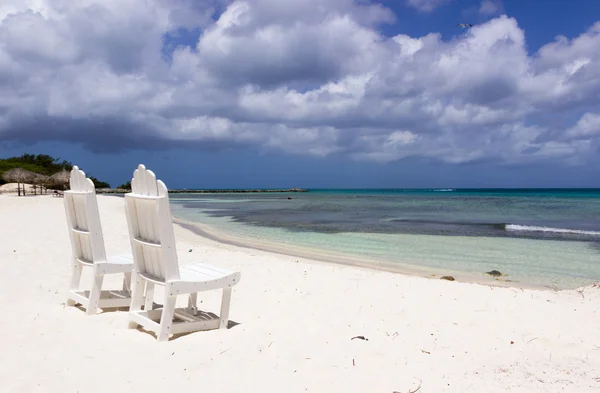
[169,189,600,289]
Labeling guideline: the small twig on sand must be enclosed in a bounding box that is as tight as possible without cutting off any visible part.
[527,337,538,344]
[420,349,430,355]
[351,336,369,341]
[409,384,422,393]
[220,348,230,354]
[268,342,273,348]
[405,380,422,393]
[353,359,355,366]
[577,289,585,299]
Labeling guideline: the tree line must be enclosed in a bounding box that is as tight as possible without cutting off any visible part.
[0,154,111,188]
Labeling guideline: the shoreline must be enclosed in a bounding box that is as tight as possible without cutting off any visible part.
[171,215,556,292]
[9,192,594,291]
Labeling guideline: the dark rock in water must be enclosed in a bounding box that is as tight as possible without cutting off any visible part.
[440,276,455,281]
[486,270,503,277]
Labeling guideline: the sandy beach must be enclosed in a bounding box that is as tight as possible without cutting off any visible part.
[1,194,599,393]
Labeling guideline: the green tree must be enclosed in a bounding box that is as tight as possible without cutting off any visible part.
[3,154,73,175]
[117,181,131,190]
[0,154,108,189]
[89,177,110,189]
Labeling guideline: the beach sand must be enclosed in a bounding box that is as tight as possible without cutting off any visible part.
[1,194,599,393]
[0,182,50,195]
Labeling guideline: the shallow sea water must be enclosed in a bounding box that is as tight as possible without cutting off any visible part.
[170,189,600,289]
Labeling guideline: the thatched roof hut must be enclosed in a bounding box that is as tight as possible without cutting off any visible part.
[1,168,41,196]
[31,172,49,185]
[48,169,71,190]
[1,167,36,183]
[31,172,50,195]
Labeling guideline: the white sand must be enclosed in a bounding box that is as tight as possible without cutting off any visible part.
[1,194,599,393]
[0,182,50,195]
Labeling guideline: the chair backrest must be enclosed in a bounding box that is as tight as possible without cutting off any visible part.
[124,164,179,282]
[63,166,107,264]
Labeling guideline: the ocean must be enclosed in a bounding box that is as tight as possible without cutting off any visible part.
[169,189,600,289]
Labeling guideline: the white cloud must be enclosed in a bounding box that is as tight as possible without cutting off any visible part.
[405,0,452,12]
[479,0,504,15]
[565,113,600,139]
[0,1,599,167]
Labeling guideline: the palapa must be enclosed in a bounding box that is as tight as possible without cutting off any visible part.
[1,167,42,196]
[31,172,50,195]
[47,169,71,190]
[31,172,49,184]
[1,167,35,183]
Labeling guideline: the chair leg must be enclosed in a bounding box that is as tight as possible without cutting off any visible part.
[219,287,232,329]
[66,261,82,306]
[158,295,177,342]
[123,272,132,294]
[187,293,198,314]
[144,283,155,310]
[86,269,104,316]
[128,273,145,329]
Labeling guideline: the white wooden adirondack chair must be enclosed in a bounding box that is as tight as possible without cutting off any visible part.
[124,164,241,342]
[64,166,134,315]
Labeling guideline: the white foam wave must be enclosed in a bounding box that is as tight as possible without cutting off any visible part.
[432,189,455,192]
[506,224,600,236]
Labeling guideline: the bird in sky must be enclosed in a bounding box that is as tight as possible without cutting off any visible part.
[457,23,473,29]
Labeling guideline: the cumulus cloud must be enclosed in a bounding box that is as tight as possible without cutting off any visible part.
[565,113,600,140]
[405,0,452,13]
[0,1,599,167]
[479,0,504,15]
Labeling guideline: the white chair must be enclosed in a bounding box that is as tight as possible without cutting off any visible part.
[64,166,134,315]
[124,164,241,342]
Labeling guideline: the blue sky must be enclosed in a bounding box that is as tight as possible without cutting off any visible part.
[1,0,600,188]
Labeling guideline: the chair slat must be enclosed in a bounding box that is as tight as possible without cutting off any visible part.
[132,237,160,247]
[64,167,107,264]
[124,165,179,282]
[64,165,133,315]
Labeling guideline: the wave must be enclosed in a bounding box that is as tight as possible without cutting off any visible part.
[505,224,600,237]
[432,189,455,192]
[384,219,600,237]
